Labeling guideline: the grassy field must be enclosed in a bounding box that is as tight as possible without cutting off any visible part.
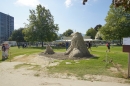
[0,46,129,78]
[48,46,129,78]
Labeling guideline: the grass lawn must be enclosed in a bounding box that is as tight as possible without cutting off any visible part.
[0,45,129,78]
[48,46,129,78]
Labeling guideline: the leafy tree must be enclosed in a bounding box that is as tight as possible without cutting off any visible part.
[9,28,25,42]
[94,24,102,32]
[83,0,130,11]
[94,24,102,40]
[62,29,73,37]
[86,27,96,39]
[23,4,59,47]
[100,5,130,44]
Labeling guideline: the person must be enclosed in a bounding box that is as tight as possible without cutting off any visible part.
[22,43,25,48]
[1,44,6,61]
[5,44,10,58]
[65,41,69,50]
[88,41,92,51]
[17,43,20,49]
[106,42,110,52]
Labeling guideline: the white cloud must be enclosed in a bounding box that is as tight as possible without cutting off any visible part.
[14,0,40,7]
[65,0,72,8]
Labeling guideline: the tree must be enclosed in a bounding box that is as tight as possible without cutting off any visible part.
[86,27,96,39]
[94,24,102,32]
[112,0,130,11]
[9,28,25,42]
[23,4,59,47]
[93,24,102,40]
[100,5,130,44]
[62,29,73,37]
[82,0,130,11]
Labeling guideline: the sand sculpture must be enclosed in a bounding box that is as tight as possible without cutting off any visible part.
[64,32,92,58]
[44,44,55,54]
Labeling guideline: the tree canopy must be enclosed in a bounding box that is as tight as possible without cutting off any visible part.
[9,28,25,42]
[86,27,96,39]
[83,0,130,11]
[94,24,102,32]
[23,4,59,43]
[100,5,130,44]
[62,29,74,37]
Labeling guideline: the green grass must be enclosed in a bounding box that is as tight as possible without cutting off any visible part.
[47,46,129,78]
[0,46,129,78]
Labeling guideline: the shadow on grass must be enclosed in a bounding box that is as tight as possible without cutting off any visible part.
[0,58,9,62]
[91,56,100,59]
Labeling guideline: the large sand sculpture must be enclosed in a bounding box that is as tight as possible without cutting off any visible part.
[64,32,92,58]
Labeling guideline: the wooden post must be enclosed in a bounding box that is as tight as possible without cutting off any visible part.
[128,53,130,78]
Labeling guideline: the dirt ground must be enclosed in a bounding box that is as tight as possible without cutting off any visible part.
[0,52,130,86]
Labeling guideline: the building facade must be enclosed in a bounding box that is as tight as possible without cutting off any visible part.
[0,12,14,43]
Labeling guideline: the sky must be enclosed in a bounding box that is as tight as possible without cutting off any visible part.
[0,0,112,34]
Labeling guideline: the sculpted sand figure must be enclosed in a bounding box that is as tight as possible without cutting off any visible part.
[64,32,92,58]
[44,44,55,54]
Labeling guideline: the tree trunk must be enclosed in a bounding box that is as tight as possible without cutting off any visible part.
[119,37,122,45]
[64,32,92,58]
[41,41,43,47]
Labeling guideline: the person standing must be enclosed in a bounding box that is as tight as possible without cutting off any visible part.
[65,41,69,50]
[106,42,110,52]
[88,41,92,51]
[5,44,10,58]
[17,43,20,49]
[1,44,6,61]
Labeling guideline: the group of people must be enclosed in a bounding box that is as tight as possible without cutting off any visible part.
[1,43,10,61]
[86,41,111,52]
[17,43,27,49]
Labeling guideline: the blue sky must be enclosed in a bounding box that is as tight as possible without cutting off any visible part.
[0,0,112,34]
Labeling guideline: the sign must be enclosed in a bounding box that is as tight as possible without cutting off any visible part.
[123,38,130,52]
[123,37,130,78]
[123,38,130,45]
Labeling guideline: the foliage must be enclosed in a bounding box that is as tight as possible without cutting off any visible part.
[23,4,59,42]
[112,0,130,11]
[62,29,73,37]
[100,5,130,42]
[95,31,103,40]
[83,0,87,5]
[9,28,25,42]
[94,24,102,32]
[86,27,96,39]
[83,0,130,11]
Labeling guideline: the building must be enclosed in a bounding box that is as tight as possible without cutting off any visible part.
[0,12,14,44]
